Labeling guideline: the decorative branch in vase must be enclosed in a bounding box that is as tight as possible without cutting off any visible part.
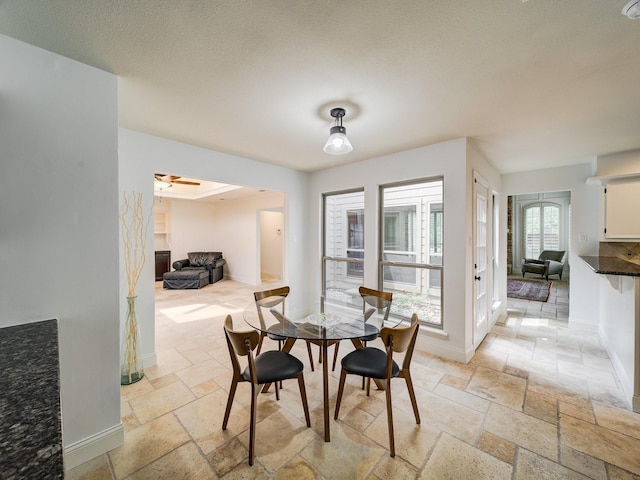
[120,191,151,385]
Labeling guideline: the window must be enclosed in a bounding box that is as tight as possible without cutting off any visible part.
[347,209,364,276]
[380,178,443,327]
[384,206,416,252]
[323,190,365,291]
[430,203,443,254]
[523,202,560,258]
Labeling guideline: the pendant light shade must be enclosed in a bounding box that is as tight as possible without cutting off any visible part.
[622,0,640,18]
[323,107,353,155]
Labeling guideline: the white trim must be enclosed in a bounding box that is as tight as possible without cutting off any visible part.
[419,325,449,340]
[64,423,124,471]
[415,331,473,363]
[142,351,157,368]
[599,325,633,411]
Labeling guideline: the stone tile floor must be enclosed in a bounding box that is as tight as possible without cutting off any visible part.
[68,277,640,479]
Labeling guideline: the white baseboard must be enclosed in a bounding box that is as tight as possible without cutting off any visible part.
[598,325,634,410]
[64,423,124,471]
[416,332,472,364]
[143,351,157,368]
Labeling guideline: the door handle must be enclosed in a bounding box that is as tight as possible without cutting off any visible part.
[475,275,481,281]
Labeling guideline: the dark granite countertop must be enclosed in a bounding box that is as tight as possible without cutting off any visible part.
[580,255,640,277]
[0,319,63,479]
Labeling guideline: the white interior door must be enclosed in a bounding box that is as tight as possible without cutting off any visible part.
[473,173,489,349]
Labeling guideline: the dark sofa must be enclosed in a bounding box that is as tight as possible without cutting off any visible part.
[172,251,226,284]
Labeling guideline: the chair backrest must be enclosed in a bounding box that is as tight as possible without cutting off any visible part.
[539,250,565,263]
[223,315,260,384]
[359,286,393,320]
[254,286,290,328]
[224,315,260,357]
[380,314,419,371]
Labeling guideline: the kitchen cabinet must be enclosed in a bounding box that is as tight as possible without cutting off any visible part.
[155,250,171,281]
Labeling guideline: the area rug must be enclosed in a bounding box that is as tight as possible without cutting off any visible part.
[507,278,552,302]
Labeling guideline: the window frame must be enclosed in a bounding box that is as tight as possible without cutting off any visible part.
[378,177,444,328]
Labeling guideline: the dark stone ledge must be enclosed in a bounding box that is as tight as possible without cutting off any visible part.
[580,255,640,277]
[0,319,63,479]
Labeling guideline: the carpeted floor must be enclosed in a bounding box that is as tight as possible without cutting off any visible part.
[507,278,552,302]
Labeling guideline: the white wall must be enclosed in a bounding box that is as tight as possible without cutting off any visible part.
[309,138,501,362]
[502,162,601,330]
[211,191,285,285]
[0,35,122,467]
[598,275,636,405]
[260,210,284,279]
[119,129,308,368]
[164,198,219,262]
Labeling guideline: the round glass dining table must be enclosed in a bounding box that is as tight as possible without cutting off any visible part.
[243,289,400,442]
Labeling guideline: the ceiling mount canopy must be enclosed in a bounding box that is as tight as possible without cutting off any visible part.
[323,107,353,155]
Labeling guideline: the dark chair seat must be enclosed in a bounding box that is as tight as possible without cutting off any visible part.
[341,347,399,379]
[243,350,304,384]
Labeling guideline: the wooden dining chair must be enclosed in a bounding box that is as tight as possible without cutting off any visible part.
[358,286,393,389]
[222,315,311,466]
[254,286,315,370]
[334,314,421,457]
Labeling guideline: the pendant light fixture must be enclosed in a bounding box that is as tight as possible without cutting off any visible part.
[622,0,640,18]
[323,107,353,155]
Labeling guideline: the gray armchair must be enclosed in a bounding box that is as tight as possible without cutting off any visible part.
[173,251,226,284]
[522,250,566,280]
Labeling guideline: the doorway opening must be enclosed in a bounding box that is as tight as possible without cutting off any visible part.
[507,191,570,322]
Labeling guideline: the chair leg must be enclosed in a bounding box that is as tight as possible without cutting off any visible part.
[297,373,311,427]
[306,341,314,372]
[249,383,259,466]
[256,332,265,355]
[275,378,280,401]
[331,341,340,371]
[385,379,395,457]
[334,369,348,419]
[361,341,367,389]
[277,340,283,390]
[222,379,238,430]
[366,377,371,396]
[404,372,421,424]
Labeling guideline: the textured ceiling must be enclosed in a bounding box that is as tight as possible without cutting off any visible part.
[1,1,639,174]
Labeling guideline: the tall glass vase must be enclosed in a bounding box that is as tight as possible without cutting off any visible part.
[121,296,144,385]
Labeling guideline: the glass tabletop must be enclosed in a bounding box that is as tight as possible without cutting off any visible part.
[243,289,400,342]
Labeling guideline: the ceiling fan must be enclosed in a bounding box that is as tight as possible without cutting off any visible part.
[154,174,200,187]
